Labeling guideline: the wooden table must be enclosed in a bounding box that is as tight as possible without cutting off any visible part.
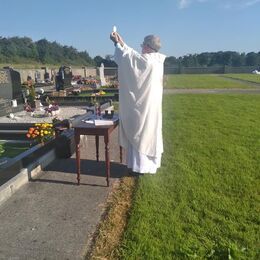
[74,118,122,186]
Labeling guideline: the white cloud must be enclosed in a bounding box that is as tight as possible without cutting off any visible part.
[239,0,260,8]
[179,0,191,9]
[177,0,260,9]
[178,0,210,9]
[222,0,260,9]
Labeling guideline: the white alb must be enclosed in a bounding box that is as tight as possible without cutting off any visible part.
[114,43,166,173]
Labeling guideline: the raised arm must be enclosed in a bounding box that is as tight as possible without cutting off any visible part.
[110,32,124,47]
[110,31,145,69]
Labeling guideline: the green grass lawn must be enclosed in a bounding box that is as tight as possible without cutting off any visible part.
[164,74,253,89]
[118,94,260,259]
[0,142,30,158]
[223,74,260,84]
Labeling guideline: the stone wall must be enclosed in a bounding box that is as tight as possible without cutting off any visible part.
[16,67,97,82]
[72,67,96,78]
[164,65,259,74]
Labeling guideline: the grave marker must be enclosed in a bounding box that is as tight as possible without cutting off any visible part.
[0,68,24,116]
[0,68,23,102]
[98,63,107,87]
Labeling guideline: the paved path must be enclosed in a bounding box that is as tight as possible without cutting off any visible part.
[163,88,260,94]
[218,75,260,88]
[0,128,127,259]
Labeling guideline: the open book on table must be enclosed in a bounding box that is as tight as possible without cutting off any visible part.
[82,115,119,126]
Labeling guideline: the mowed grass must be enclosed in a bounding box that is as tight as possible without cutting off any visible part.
[164,74,253,89]
[118,94,260,259]
[223,74,260,84]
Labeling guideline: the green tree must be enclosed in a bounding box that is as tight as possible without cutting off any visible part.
[245,52,258,66]
[164,56,178,67]
[94,55,104,66]
[197,53,210,67]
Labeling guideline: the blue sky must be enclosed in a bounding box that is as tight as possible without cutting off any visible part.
[0,0,259,58]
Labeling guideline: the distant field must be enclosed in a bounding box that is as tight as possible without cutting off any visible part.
[164,74,253,89]
[223,73,260,84]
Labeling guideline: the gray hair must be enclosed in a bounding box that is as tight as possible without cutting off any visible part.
[143,35,161,52]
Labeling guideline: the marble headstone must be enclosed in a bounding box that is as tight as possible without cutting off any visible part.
[0,68,23,102]
[0,68,23,116]
[98,63,107,87]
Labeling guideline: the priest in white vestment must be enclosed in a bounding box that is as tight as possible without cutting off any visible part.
[110,32,166,174]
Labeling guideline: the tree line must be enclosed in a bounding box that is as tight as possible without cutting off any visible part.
[165,51,260,68]
[0,36,94,66]
[0,36,259,68]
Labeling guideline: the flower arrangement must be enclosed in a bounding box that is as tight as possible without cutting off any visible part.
[91,90,106,97]
[26,123,55,144]
[44,104,60,116]
[24,103,35,112]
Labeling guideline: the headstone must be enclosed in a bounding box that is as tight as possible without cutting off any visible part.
[44,72,50,81]
[56,66,72,90]
[34,71,41,83]
[0,68,24,116]
[0,68,23,102]
[98,63,107,87]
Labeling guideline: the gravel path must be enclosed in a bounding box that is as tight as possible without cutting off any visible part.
[0,106,88,124]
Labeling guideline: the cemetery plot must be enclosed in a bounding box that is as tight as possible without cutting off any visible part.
[0,121,66,185]
[0,140,32,158]
[0,98,113,186]
[0,66,117,187]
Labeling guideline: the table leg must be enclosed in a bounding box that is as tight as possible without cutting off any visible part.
[104,133,110,187]
[95,135,99,162]
[75,132,81,185]
[120,146,123,163]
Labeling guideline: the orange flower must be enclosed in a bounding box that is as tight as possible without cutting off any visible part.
[26,122,55,143]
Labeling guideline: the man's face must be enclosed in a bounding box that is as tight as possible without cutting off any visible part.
[141,44,150,54]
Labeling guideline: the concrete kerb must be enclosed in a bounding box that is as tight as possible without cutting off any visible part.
[0,147,56,206]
